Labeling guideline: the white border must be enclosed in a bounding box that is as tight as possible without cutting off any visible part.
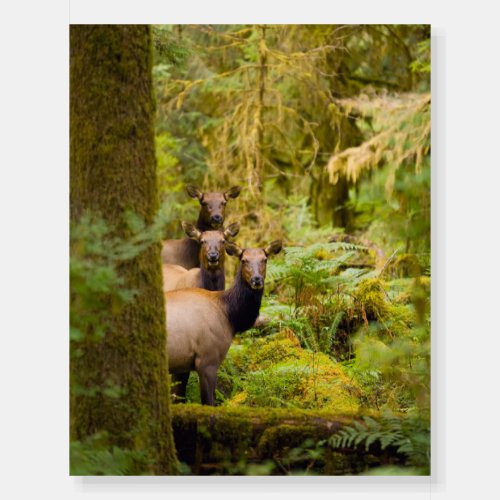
[4,1,500,499]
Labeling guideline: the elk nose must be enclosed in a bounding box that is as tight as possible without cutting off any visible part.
[211,214,223,225]
[208,252,219,263]
[250,276,263,289]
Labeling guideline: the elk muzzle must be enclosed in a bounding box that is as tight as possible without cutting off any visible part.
[211,214,223,227]
[249,276,264,290]
[207,251,220,266]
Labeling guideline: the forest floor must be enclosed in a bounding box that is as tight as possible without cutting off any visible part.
[175,239,430,474]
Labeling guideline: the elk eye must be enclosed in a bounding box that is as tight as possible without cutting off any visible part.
[201,202,208,207]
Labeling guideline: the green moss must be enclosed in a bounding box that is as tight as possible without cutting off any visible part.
[354,278,390,320]
[323,451,352,475]
[224,338,363,413]
[257,424,316,456]
[171,404,402,474]
[172,403,355,428]
[246,337,302,369]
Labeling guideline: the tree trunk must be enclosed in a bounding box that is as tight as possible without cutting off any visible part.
[70,25,177,474]
[249,25,267,200]
[312,111,362,231]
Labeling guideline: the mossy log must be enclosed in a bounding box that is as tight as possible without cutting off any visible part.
[172,404,406,475]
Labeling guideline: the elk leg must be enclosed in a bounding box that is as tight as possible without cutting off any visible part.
[198,365,218,406]
[171,372,190,403]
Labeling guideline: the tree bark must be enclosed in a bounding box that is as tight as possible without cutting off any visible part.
[70,25,177,474]
[249,25,267,200]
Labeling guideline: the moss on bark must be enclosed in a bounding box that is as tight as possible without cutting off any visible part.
[70,25,177,474]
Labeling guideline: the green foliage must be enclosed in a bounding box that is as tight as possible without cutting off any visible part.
[70,433,149,475]
[70,217,126,361]
[355,160,431,262]
[266,242,369,297]
[70,211,168,353]
[328,411,430,473]
[409,39,431,74]
[152,25,190,70]
[280,196,334,244]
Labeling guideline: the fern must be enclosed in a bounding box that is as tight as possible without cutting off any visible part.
[70,433,149,475]
[267,242,367,293]
[288,318,318,351]
[329,412,430,471]
[318,311,344,353]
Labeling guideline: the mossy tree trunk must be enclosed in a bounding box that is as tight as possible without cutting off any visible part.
[312,114,362,230]
[70,25,177,474]
[253,24,267,198]
[309,43,365,231]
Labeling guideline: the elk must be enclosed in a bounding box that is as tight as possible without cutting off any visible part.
[162,221,240,292]
[161,185,241,269]
[165,240,283,405]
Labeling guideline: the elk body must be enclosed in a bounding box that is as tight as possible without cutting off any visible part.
[165,240,283,405]
[162,222,240,292]
[161,185,241,270]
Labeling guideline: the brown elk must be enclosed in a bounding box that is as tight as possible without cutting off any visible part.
[162,221,240,292]
[161,185,241,269]
[165,240,283,405]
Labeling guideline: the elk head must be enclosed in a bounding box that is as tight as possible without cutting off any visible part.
[182,221,240,269]
[186,185,241,229]
[225,240,282,290]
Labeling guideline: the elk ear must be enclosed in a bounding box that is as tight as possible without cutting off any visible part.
[225,242,243,258]
[264,240,282,256]
[186,184,203,200]
[224,186,242,200]
[181,221,202,241]
[223,222,240,240]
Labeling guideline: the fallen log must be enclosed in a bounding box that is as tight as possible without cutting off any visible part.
[171,404,406,475]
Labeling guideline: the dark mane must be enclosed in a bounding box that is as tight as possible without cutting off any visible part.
[196,213,213,232]
[221,267,263,334]
[200,266,225,291]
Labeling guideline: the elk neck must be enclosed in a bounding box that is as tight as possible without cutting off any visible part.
[196,213,213,232]
[200,265,225,291]
[184,237,200,266]
[221,266,263,335]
